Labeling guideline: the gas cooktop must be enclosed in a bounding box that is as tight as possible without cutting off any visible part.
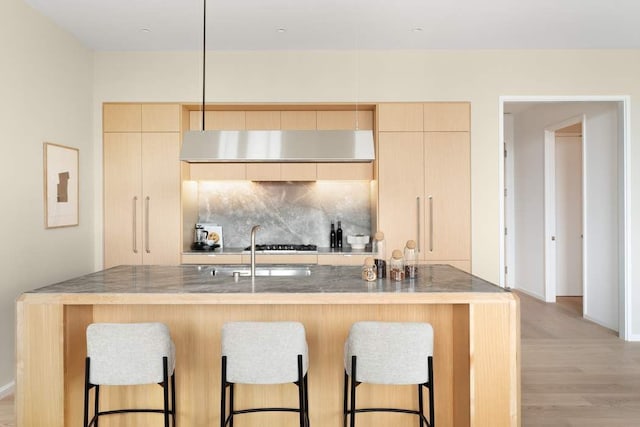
[243,244,318,253]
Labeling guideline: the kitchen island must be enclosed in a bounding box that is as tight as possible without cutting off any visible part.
[16,264,519,427]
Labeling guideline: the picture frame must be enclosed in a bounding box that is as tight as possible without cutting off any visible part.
[44,142,79,228]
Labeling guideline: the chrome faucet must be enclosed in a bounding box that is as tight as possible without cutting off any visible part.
[250,225,261,278]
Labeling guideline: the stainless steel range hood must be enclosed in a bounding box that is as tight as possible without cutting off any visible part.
[180,130,375,163]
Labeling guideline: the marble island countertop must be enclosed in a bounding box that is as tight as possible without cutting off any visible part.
[29,264,506,296]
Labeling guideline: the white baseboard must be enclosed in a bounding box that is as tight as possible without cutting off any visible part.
[0,381,15,399]
[626,333,640,342]
[512,286,546,301]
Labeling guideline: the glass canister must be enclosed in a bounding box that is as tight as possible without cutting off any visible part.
[373,231,387,279]
[404,239,418,279]
[389,249,405,281]
[361,257,377,282]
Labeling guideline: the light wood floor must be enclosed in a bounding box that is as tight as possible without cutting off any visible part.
[1,292,639,426]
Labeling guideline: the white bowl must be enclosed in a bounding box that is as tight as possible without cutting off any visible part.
[347,234,370,250]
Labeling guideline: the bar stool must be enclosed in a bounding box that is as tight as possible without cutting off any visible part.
[343,321,434,427]
[83,322,176,427]
[220,321,310,427]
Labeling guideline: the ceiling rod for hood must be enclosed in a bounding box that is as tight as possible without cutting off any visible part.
[201,0,206,131]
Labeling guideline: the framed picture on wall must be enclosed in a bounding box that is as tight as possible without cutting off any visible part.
[44,142,79,228]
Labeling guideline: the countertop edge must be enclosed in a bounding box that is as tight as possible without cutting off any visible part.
[18,291,517,305]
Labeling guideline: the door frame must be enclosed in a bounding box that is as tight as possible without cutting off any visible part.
[543,115,585,304]
[498,95,631,340]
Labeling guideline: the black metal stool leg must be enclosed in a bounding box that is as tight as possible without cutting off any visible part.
[83,358,90,427]
[418,384,424,427]
[343,370,348,427]
[163,357,170,427]
[428,356,435,427]
[350,356,357,427]
[171,371,176,426]
[94,385,100,427]
[220,356,227,427]
[229,383,235,427]
[297,355,305,427]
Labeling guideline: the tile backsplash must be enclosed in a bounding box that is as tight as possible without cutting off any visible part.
[198,181,371,248]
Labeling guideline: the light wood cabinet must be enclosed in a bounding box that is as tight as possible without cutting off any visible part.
[317,253,369,266]
[103,104,141,132]
[104,104,181,267]
[423,102,470,132]
[246,111,281,129]
[377,103,470,264]
[317,110,373,130]
[423,132,470,261]
[281,111,316,130]
[378,132,425,251]
[378,103,423,131]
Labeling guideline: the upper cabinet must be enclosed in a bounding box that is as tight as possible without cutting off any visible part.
[104,104,181,132]
[423,103,470,132]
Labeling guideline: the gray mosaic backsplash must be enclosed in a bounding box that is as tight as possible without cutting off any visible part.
[198,181,371,248]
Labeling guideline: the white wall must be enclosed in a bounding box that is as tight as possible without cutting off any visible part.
[0,0,94,387]
[512,102,621,330]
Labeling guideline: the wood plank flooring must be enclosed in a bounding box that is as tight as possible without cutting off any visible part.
[520,291,640,426]
[1,291,639,426]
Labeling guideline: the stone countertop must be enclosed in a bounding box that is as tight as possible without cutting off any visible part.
[29,264,506,295]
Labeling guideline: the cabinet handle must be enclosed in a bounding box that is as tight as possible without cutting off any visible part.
[145,196,151,254]
[132,197,138,254]
[429,195,434,252]
[416,196,421,252]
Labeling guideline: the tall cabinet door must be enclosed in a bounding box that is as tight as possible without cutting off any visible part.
[423,132,471,261]
[378,132,425,252]
[104,133,143,267]
[141,133,181,265]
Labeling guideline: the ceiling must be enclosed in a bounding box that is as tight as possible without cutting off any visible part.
[24,0,640,51]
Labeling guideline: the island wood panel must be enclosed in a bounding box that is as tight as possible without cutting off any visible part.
[17,293,518,427]
[470,300,520,427]
[64,306,93,425]
[15,303,65,427]
[62,303,462,427]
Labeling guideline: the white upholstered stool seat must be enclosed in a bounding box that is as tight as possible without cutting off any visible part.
[343,321,435,427]
[83,322,176,427]
[220,321,310,427]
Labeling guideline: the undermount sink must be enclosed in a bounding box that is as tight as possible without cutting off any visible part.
[208,265,312,277]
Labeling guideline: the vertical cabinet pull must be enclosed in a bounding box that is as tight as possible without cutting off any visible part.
[428,195,434,252]
[145,196,151,254]
[132,197,138,254]
[416,197,421,252]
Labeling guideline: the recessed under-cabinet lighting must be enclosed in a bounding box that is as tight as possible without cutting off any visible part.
[276,28,287,33]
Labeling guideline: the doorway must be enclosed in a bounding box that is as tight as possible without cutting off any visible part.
[499,96,630,339]
[554,122,583,297]
[545,118,584,303]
